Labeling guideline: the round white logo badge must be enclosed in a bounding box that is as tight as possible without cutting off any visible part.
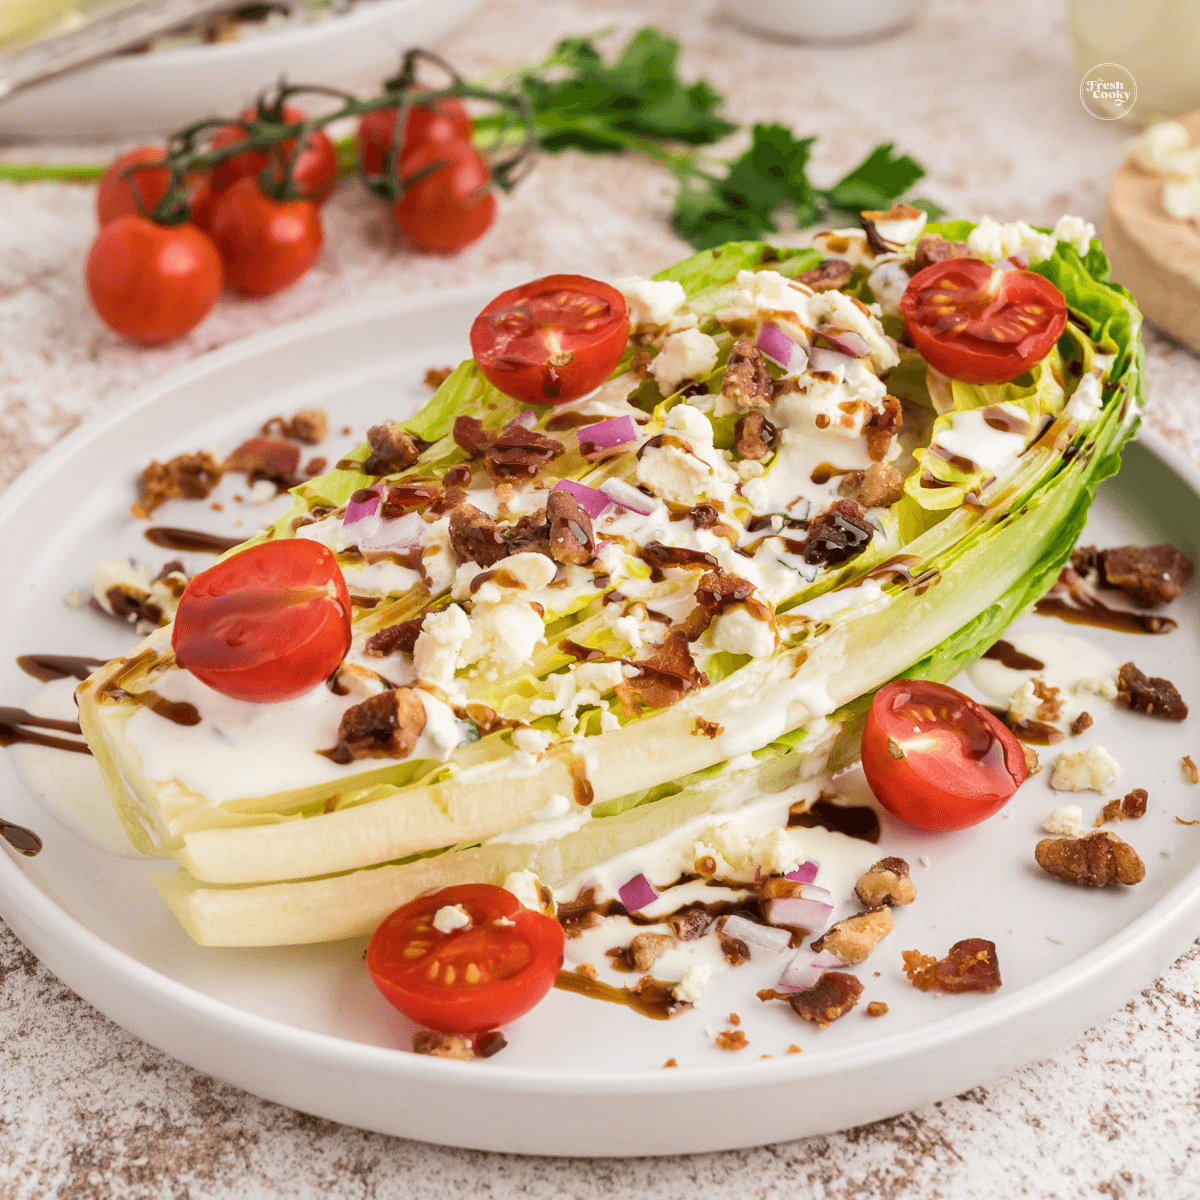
[1080,63,1137,120]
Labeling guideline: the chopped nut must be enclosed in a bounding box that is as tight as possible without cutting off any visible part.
[866,1001,889,1017]
[226,435,300,479]
[902,938,1002,993]
[424,366,453,390]
[666,902,712,942]
[734,411,779,460]
[448,504,509,567]
[811,906,893,966]
[362,423,420,475]
[1122,788,1148,819]
[575,963,598,981]
[794,260,852,293]
[629,932,674,972]
[838,462,904,509]
[1183,756,1199,785]
[907,233,975,275]
[412,1030,473,1060]
[1070,711,1093,736]
[722,337,774,410]
[804,498,874,566]
[1116,662,1188,721]
[262,407,328,444]
[1096,798,1123,828]
[1030,678,1064,723]
[1093,543,1194,607]
[692,717,724,739]
[854,856,917,907]
[762,971,863,1027]
[863,395,902,461]
[474,1029,508,1058]
[133,450,223,517]
[547,488,595,565]
[1024,744,1041,775]
[662,1058,678,1068]
[326,687,427,763]
[715,1028,748,1051]
[1035,830,1145,886]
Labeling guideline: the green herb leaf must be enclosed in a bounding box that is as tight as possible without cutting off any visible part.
[822,142,926,213]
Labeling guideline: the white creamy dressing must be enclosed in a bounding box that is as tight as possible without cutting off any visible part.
[967,630,1120,724]
[6,678,143,857]
[932,404,1031,476]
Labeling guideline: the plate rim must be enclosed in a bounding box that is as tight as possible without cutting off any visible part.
[0,297,1197,1098]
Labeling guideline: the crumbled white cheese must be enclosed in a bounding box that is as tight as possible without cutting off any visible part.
[615,276,687,330]
[636,401,738,504]
[599,708,621,732]
[807,288,899,373]
[513,726,552,755]
[673,962,712,1005]
[1163,178,1200,220]
[712,605,776,659]
[432,903,472,934]
[809,228,880,268]
[753,827,801,876]
[461,600,545,680]
[918,856,932,868]
[573,660,627,692]
[1007,679,1043,725]
[502,869,548,913]
[91,557,153,605]
[1162,844,1175,858]
[1052,214,1095,256]
[1071,673,1119,703]
[867,260,911,317]
[1043,805,1087,838]
[534,793,572,821]
[245,478,277,505]
[1065,373,1104,423]
[64,588,85,610]
[649,328,720,395]
[967,216,1056,263]
[864,203,928,248]
[412,603,471,692]
[1050,744,1121,793]
[1127,121,1190,173]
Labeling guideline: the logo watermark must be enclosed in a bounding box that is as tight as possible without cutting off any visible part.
[1080,63,1136,120]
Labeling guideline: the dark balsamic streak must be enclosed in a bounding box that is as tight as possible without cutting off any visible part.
[144,526,243,555]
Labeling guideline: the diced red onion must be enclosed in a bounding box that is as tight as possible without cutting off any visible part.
[344,485,383,528]
[357,511,425,553]
[577,416,637,456]
[785,860,820,884]
[994,251,1030,271]
[777,949,843,993]
[756,322,799,369]
[814,326,869,358]
[599,477,657,516]
[618,873,657,912]
[720,914,792,955]
[763,883,834,933]
[808,346,858,376]
[552,479,611,520]
[509,410,539,430]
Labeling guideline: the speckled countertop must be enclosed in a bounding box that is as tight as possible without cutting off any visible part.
[3,0,1200,1195]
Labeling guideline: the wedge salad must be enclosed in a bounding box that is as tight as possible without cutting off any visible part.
[76,206,1144,1012]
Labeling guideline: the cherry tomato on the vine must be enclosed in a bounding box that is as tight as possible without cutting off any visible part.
[172,539,351,703]
[391,137,496,254]
[210,105,338,205]
[356,89,473,176]
[86,216,222,344]
[901,257,1068,385]
[367,883,564,1033]
[209,176,323,297]
[96,145,215,230]
[470,275,631,405]
[861,679,1028,833]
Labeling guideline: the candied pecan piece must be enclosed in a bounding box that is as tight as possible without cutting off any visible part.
[641,542,720,572]
[328,688,427,762]
[903,939,1002,993]
[1035,830,1144,886]
[288,408,328,444]
[718,928,751,965]
[629,932,674,972]
[1122,788,1148,818]
[735,411,779,460]
[1116,662,1188,721]
[362,423,420,475]
[715,1028,748,1051]
[695,569,755,612]
[133,450,224,517]
[381,482,442,518]
[365,618,424,658]
[547,489,595,565]
[449,504,509,567]
[505,510,551,555]
[666,902,712,942]
[864,396,902,462]
[866,1001,889,1017]
[803,499,874,566]
[413,1030,473,1060]
[1096,544,1194,607]
[424,366,453,390]
[226,436,301,479]
[766,971,864,1026]
[483,423,565,481]
[854,857,916,907]
[794,260,852,293]
[453,416,492,458]
[693,717,723,739]
[722,337,774,411]
[811,907,893,966]
[617,629,708,712]
[838,462,904,509]
[1070,711,1093,736]
[907,234,975,276]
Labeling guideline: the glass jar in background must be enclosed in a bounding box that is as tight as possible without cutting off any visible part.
[1068,0,1200,126]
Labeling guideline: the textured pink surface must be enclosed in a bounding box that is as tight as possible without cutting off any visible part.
[4,0,1200,1194]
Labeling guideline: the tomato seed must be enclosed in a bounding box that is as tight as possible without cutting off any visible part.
[465,963,482,984]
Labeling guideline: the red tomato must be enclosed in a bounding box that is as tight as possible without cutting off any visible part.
[470,275,631,405]
[86,216,222,345]
[172,540,351,703]
[356,90,473,175]
[901,257,1068,385]
[391,138,496,254]
[367,883,564,1034]
[210,105,338,205]
[96,146,171,225]
[209,177,323,297]
[861,680,1028,832]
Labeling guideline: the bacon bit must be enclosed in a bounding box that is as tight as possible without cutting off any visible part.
[763,972,863,1026]
[474,1029,508,1058]
[662,1058,678,1068]
[547,489,595,565]
[1031,679,1065,723]
[226,435,301,480]
[907,234,976,275]
[692,717,723,739]
[1117,662,1188,721]
[1086,544,1195,607]
[793,260,852,292]
[616,629,708,714]
[715,1028,748,1051]
[787,1044,803,1054]
[1070,711,1094,736]
[728,1012,741,1026]
[866,1001,889,1017]
[804,499,874,566]
[362,423,420,476]
[424,366,453,390]
[864,395,902,462]
[1184,756,1199,785]
[365,618,424,657]
[304,456,327,476]
[133,450,224,517]
[449,504,509,567]
[903,938,1002,993]
[453,415,565,481]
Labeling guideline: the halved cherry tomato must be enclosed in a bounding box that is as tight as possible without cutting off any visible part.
[861,679,1027,832]
[356,89,473,175]
[470,275,631,405]
[172,540,351,703]
[210,105,338,205]
[367,883,564,1034]
[391,137,496,254]
[901,257,1067,385]
[96,145,214,230]
[209,177,323,297]
[86,216,222,345]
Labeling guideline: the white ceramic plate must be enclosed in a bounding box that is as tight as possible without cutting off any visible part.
[0,0,483,139]
[1,289,1199,1157]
